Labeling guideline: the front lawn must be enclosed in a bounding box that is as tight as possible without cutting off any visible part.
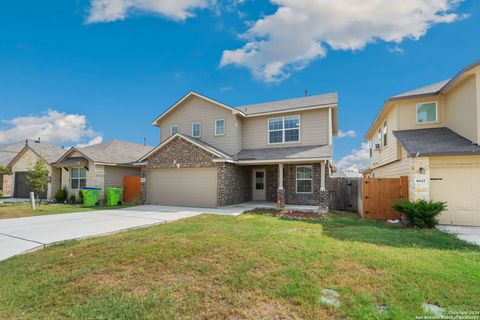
[0,212,478,319]
[0,202,129,219]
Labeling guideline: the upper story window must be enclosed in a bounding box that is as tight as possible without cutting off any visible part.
[192,122,201,138]
[215,119,225,136]
[170,124,179,136]
[70,167,86,190]
[376,128,382,151]
[268,115,300,144]
[416,102,438,123]
[383,121,388,147]
[368,140,373,157]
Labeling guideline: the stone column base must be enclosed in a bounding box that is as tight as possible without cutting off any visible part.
[277,188,285,209]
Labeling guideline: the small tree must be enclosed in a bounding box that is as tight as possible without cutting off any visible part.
[26,160,49,205]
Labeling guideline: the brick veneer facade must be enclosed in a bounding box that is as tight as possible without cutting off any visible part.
[141,136,329,209]
[1,174,13,197]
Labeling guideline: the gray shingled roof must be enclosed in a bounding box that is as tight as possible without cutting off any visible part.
[236,92,338,115]
[77,140,153,165]
[392,79,450,99]
[393,128,480,157]
[0,142,25,167]
[27,141,66,164]
[234,145,332,161]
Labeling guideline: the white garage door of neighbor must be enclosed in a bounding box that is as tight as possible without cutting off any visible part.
[147,168,218,208]
[430,165,480,226]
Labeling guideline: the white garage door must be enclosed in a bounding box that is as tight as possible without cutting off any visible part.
[147,167,218,207]
[430,165,480,226]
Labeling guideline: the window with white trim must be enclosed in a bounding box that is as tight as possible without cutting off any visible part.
[215,119,225,136]
[416,102,437,123]
[383,121,388,147]
[368,140,373,157]
[70,167,86,190]
[296,166,313,193]
[192,122,201,138]
[268,115,300,144]
[170,124,179,136]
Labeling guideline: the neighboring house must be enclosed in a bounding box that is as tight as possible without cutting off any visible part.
[138,91,338,210]
[0,140,65,200]
[331,171,363,178]
[364,60,480,226]
[0,141,26,197]
[55,140,152,200]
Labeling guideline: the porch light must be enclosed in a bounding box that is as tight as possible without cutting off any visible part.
[419,167,426,174]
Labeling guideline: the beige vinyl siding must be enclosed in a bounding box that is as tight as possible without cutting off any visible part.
[397,96,446,130]
[104,166,141,189]
[445,74,478,144]
[369,104,401,168]
[241,109,329,149]
[369,147,410,178]
[157,95,241,155]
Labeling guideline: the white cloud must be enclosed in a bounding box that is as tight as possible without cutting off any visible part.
[76,136,104,148]
[86,0,213,23]
[0,110,101,145]
[335,143,370,172]
[337,129,356,138]
[221,0,465,82]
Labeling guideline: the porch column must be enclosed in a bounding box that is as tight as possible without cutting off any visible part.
[277,163,285,209]
[320,161,326,192]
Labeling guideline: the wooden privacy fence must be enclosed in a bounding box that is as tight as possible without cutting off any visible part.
[329,178,361,212]
[123,176,141,203]
[362,176,408,220]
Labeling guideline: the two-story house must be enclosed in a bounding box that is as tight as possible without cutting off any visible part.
[364,60,480,226]
[139,91,338,211]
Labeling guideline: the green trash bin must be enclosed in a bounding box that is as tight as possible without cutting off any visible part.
[81,188,101,207]
[106,188,123,206]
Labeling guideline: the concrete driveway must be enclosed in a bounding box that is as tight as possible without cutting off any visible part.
[437,225,480,246]
[0,205,247,261]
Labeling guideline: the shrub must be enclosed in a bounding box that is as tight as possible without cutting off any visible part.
[55,187,68,203]
[392,199,447,228]
[69,194,76,204]
[0,189,3,198]
[79,190,84,204]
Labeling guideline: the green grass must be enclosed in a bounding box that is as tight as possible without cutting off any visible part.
[0,212,478,319]
[0,202,130,219]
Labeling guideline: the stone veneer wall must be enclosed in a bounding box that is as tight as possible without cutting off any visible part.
[217,163,251,206]
[283,163,329,208]
[147,138,216,169]
[409,157,430,201]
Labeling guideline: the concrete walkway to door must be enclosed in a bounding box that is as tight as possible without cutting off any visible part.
[0,202,319,261]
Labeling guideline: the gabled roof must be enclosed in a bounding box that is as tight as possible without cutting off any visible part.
[236,92,338,116]
[0,142,25,167]
[57,140,153,166]
[3,140,66,167]
[393,127,480,157]
[152,91,245,126]
[366,60,480,139]
[139,133,232,162]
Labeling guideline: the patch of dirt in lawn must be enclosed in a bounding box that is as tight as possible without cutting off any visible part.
[246,209,324,220]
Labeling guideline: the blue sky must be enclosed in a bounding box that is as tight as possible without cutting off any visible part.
[0,0,479,170]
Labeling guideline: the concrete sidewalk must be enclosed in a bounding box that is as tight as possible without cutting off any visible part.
[437,225,480,246]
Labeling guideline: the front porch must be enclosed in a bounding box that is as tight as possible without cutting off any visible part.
[216,161,330,212]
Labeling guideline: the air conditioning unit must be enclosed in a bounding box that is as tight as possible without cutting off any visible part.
[374,144,381,151]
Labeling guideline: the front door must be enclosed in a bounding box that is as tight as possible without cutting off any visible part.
[252,169,266,201]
